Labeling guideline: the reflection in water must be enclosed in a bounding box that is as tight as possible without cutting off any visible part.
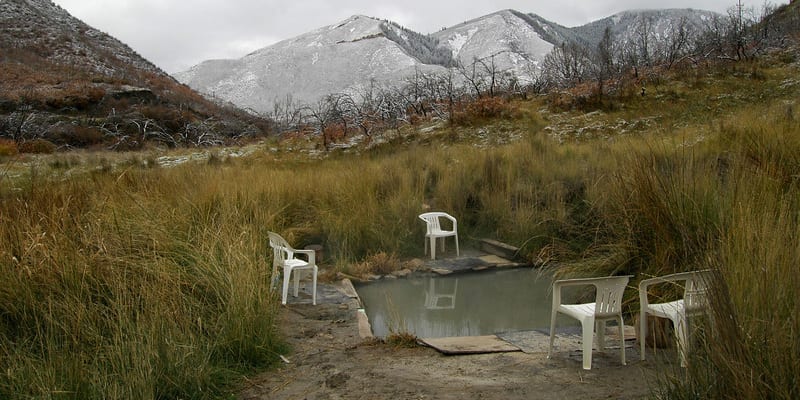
[357,268,562,338]
[424,277,458,310]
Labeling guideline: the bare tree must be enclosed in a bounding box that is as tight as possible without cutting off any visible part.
[542,42,590,88]
[456,59,486,98]
[270,94,302,134]
[590,27,618,98]
[303,97,336,151]
[474,52,506,98]
[520,62,551,95]
[634,15,656,67]
[660,17,695,69]
[5,87,37,143]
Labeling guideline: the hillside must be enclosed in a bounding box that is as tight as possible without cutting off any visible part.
[0,0,270,150]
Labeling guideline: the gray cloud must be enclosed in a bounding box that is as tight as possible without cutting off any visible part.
[53,0,761,73]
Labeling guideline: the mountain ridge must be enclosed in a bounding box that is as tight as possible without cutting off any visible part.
[174,14,450,114]
[175,7,721,114]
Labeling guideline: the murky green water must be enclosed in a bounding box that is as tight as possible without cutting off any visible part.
[356,268,569,338]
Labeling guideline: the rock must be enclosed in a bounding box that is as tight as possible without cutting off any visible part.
[392,268,413,277]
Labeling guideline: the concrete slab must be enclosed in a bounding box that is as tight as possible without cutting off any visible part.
[478,254,514,265]
[357,309,374,339]
[419,335,521,355]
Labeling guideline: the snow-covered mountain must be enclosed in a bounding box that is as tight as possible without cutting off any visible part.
[174,15,450,114]
[175,8,721,114]
[570,9,720,48]
[432,10,562,75]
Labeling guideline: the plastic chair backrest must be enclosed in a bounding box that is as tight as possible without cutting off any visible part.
[593,276,630,317]
[419,212,455,233]
[268,231,293,264]
[684,271,711,312]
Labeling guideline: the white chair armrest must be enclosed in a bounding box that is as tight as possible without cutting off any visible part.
[552,275,632,309]
[293,249,316,266]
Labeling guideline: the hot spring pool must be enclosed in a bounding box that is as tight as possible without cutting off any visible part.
[356,268,575,338]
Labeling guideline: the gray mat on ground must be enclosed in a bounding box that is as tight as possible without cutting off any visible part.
[498,329,636,354]
[497,330,582,354]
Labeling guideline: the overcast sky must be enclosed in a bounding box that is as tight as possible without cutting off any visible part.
[52,0,764,74]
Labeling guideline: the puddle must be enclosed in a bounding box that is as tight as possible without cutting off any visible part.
[356,268,577,338]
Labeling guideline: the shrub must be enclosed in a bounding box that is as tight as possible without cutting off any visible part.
[466,96,511,119]
[0,138,18,156]
[51,125,105,147]
[18,138,56,154]
[450,96,516,125]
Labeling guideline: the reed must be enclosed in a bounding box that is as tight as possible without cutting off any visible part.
[650,104,800,399]
[580,101,800,399]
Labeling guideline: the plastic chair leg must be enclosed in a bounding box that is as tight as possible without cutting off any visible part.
[281,269,291,305]
[293,269,300,297]
[547,311,558,359]
[640,310,647,361]
[674,312,689,367]
[581,316,595,370]
[617,316,627,365]
[311,267,317,305]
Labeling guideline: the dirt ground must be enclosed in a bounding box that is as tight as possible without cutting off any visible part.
[238,295,672,400]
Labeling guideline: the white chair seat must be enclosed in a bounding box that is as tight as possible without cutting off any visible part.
[558,302,598,321]
[645,300,684,319]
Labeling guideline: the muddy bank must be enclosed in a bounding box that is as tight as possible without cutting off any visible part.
[239,281,676,400]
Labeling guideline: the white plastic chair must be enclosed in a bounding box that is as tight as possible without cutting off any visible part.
[548,275,632,370]
[418,212,459,260]
[639,270,712,366]
[268,231,318,305]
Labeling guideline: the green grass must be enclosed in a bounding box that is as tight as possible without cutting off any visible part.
[1,58,799,398]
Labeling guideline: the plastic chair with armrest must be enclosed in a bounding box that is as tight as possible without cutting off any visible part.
[268,231,318,305]
[418,212,459,260]
[639,270,712,366]
[548,275,632,370]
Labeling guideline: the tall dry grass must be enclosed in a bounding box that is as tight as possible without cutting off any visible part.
[587,102,800,399]
[649,104,800,399]
[0,166,284,398]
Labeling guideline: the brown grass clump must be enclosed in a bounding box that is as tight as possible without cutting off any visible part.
[18,138,57,154]
[350,252,407,278]
[385,332,420,348]
[0,138,18,156]
[450,96,518,125]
